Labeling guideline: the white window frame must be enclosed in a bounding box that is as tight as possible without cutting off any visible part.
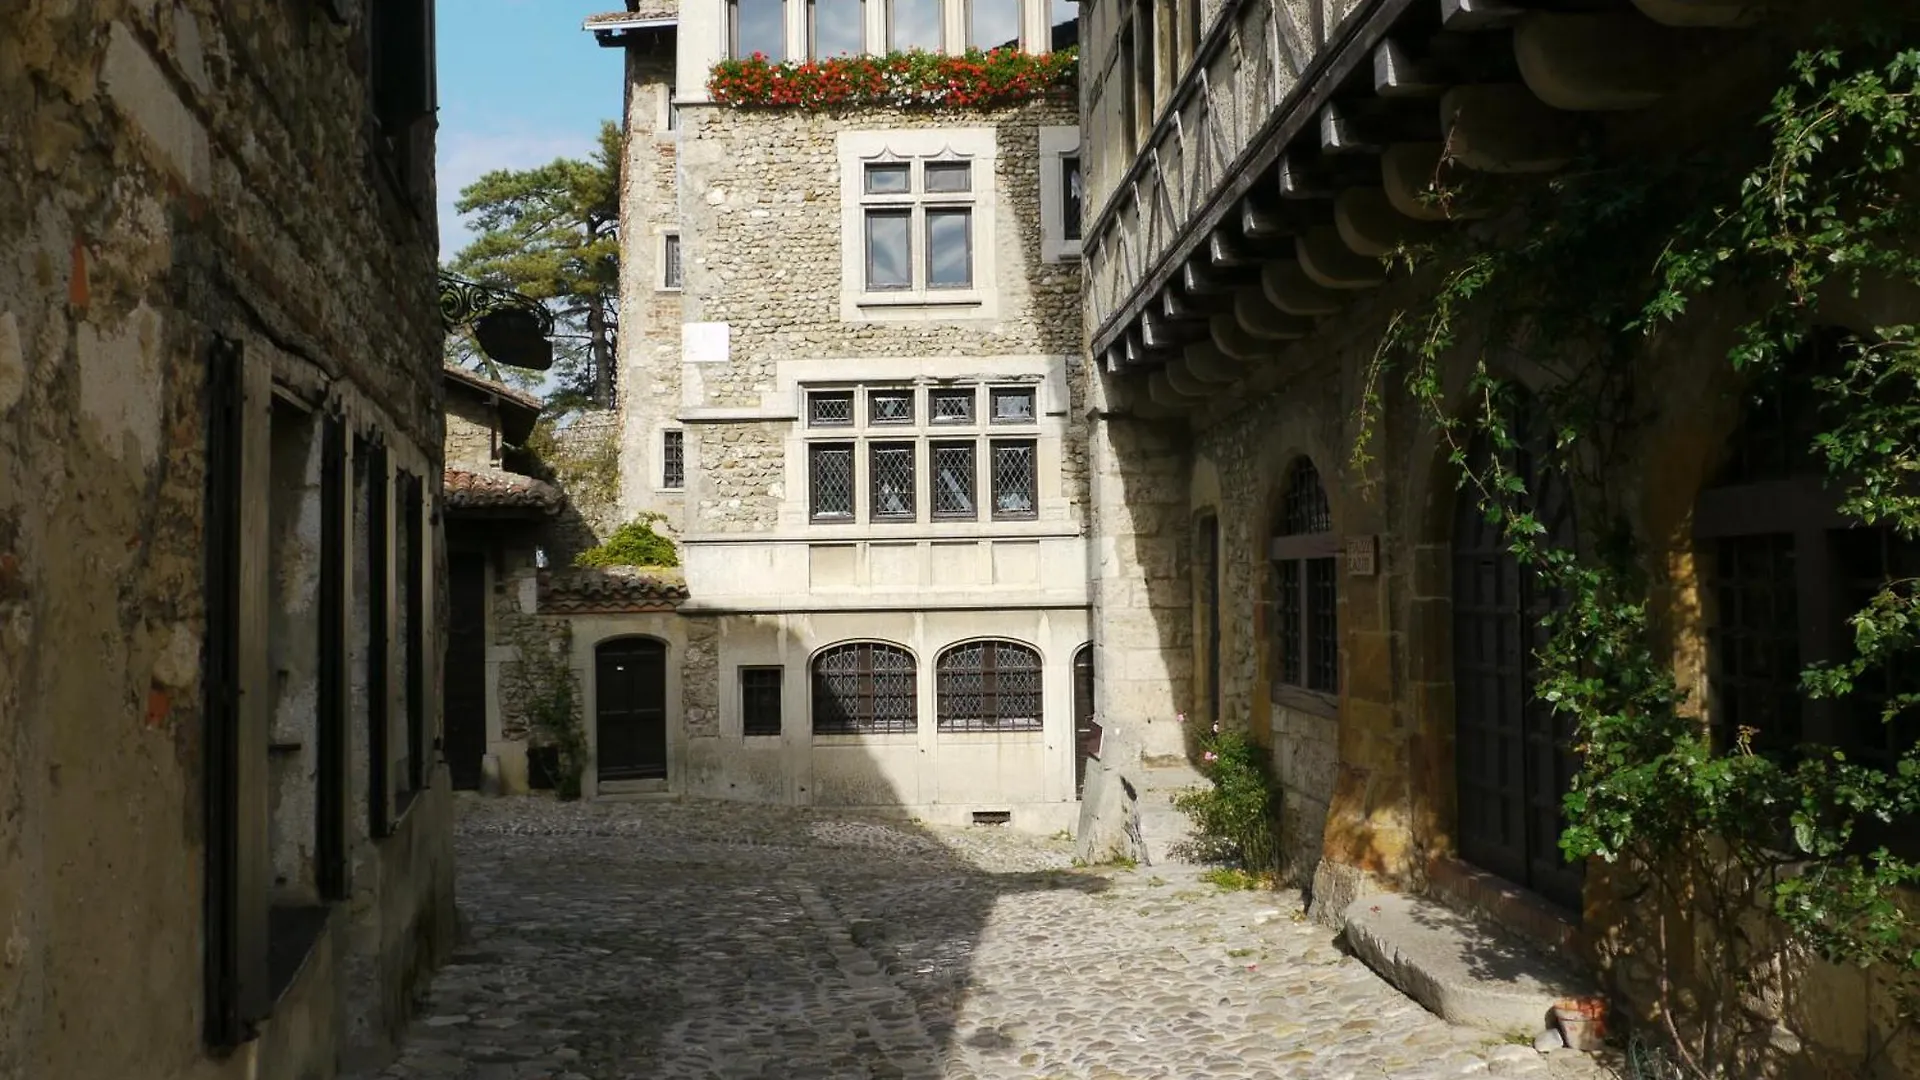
[839,128,999,322]
[1038,125,1082,263]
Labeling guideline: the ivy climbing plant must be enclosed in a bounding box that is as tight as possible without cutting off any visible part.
[1354,20,1920,1074]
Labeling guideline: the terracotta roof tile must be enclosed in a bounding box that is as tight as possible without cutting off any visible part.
[540,567,689,614]
[444,466,565,516]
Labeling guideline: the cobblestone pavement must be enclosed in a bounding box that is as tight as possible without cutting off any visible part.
[355,797,1620,1080]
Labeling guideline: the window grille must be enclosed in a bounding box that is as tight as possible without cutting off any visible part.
[1272,457,1337,694]
[932,441,977,519]
[931,388,975,423]
[990,440,1037,520]
[813,642,917,735]
[1708,535,1803,757]
[662,429,684,489]
[662,233,683,290]
[1835,529,1920,767]
[870,442,916,521]
[810,443,855,521]
[741,667,783,737]
[937,640,1042,732]
[990,387,1036,424]
[870,388,915,424]
[808,390,854,426]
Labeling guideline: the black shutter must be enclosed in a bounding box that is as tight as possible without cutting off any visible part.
[317,416,349,899]
[402,471,426,793]
[366,440,392,837]
[204,337,269,1045]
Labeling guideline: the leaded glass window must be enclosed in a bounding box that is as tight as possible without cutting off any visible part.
[808,390,854,427]
[810,443,854,521]
[990,439,1036,520]
[813,642,917,735]
[1271,457,1337,694]
[937,640,1042,731]
[870,388,915,424]
[932,441,977,519]
[870,442,916,521]
[931,388,975,423]
[990,387,1036,424]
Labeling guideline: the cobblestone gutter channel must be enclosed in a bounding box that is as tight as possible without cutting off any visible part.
[353,800,1618,1080]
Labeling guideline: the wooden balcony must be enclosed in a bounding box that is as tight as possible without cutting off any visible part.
[1080,0,1768,414]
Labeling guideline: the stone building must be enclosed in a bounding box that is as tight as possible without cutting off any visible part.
[578,0,1093,827]
[1,5,455,1079]
[1073,0,1917,1075]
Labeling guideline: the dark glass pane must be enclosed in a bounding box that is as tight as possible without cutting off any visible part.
[1276,560,1302,686]
[925,161,972,193]
[663,233,682,288]
[1049,0,1079,50]
[662,429,685,489]
[932,442,976,518]
[867,210,912,289]
[1307,556,1338,693]
[742,667,784,737]
[1282,458,1331,535]
[926,208,972,288]
[734,0,787,60]
[969,0,1020,50]
[1062,155,1083,241]
[990,440,1036,519]
[1832,528,1920,769]
[810,443,855,520]
[1709,534,1802,756]
[813,643,917,735]
[812,0,863,56]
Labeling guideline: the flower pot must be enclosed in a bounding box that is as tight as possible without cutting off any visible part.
[1553,999,1608,1052]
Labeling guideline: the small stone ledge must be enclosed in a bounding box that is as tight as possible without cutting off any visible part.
[1342,892,1597,1035]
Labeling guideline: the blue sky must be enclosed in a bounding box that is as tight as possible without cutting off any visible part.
[436,0,629,259]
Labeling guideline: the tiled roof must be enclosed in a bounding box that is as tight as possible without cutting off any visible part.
[443,466,565,516]
[540,567,689,614]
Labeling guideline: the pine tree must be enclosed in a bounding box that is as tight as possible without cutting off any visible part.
[449,121,622,409]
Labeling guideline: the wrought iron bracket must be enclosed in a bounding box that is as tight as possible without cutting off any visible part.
[439,271,556,371]
[438,272,555,336]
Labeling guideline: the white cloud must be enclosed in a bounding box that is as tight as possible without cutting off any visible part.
[436,126,601,260]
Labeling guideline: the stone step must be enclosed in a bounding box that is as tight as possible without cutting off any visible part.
[1137,802,1196,867]
[596,778,677,802]
[1342,892,1597,1036]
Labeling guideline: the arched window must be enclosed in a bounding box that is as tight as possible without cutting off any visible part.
[812,642,917,735]
[936,640,1042,732]
[1271,458,1337,694]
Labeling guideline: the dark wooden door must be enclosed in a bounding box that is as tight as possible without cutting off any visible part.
[1073,645,1097,795]
[443,551,488,791]
[596,638,668,781]
[1451,426,1584,911]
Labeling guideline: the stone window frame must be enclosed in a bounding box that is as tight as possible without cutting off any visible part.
[1038,125,1083,263]
[740,666,785,737]
[660,427,686,490]
[797,380,1042,526]
[935,638,1044,732]
[838,128,1000,323]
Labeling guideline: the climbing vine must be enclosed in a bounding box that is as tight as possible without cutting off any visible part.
[1356,20,1920,1073]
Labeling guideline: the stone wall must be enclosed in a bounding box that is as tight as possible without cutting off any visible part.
[616,47,686,528]
[0,5,453,1079]
[446,395,500,468]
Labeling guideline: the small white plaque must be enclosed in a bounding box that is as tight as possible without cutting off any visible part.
[1346,535,1379,577]
[682,321,730,365]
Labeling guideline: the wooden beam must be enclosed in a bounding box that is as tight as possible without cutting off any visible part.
[1147,369,1205,409]
[1374,38,1448,98]
[1239,197,1294,240]
[1163,355,1214,397]
[1630,0,1764,29]
[1297,226,1388,289]
[1440,84,1578,174]
[1209,313,1283,360]
[1261,260,1346,316]
[1208,229,1256,268]
[1183,340,1246,383]
[1515,12,1704,112]
[1182,258,1235,296]
[1441,0,1525,31]
[1335,187,1445,258]
[1277,153,1334,200]
[1234,288,1317,340]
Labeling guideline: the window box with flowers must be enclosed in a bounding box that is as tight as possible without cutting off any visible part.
[708,47,1076,111]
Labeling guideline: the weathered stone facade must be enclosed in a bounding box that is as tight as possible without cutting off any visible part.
[1075,0,1918,1076]
[2,4,454,1079]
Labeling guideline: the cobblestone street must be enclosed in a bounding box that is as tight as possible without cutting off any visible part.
[357,799,1618,1080]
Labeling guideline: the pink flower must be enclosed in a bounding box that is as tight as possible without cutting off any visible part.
[1203,751,1218,763]
[1175,712,1187,725]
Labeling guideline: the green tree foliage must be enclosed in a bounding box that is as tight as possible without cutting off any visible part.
[449,121,623,410]
[574,515,680,570]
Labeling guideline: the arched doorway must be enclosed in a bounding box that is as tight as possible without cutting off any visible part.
[1451,413,1584,910]
[596,638,667,782]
